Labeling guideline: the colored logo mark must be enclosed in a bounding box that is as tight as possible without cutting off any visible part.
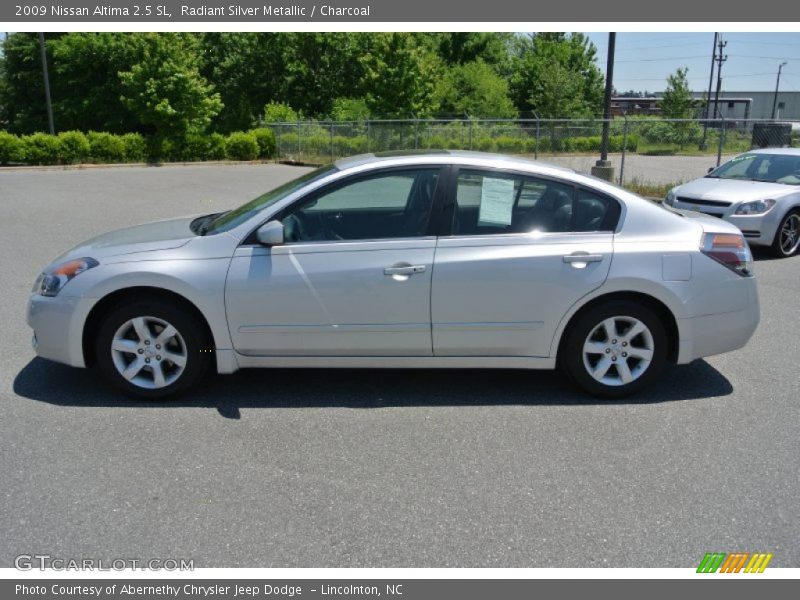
[697,552,773,573]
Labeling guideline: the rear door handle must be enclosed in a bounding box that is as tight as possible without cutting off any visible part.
[563,253,604,264]
[384,265,426,276]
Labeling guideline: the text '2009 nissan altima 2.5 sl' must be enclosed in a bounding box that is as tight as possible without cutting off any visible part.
[27,151,760,399]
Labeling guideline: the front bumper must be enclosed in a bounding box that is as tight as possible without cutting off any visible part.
[671,199,782,247]
[27,293,96,368]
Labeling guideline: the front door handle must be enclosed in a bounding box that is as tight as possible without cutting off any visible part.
[384,265,426,276]
[563,253,604,264]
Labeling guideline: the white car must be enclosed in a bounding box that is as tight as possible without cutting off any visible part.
[27,151,760,399]
[665,148,800,257]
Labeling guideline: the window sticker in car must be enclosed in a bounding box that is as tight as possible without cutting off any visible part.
[478,177,515,226]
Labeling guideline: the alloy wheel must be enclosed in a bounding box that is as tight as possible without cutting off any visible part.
[110,316,187,389]
[779,213,800,256]
[582,316,655,387]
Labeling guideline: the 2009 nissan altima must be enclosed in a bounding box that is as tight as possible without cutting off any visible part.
[27,151,760,399]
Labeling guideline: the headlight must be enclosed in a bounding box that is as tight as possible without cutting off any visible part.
[33,257,99,297]
[734,199,776,215]
[664,188,676,206]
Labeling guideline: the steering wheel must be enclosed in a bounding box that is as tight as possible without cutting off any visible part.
[282,214,307,243]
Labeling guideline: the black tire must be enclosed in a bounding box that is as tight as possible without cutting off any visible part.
[94,298,213,399]
[770,209,800,258]
[561,300,668,398]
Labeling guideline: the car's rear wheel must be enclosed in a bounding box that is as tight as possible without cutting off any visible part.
[771,210,800,257]
[562,301,668,398]
[95,299,212,399]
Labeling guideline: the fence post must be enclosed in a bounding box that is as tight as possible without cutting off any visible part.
[297,121,301,157]
[329,122,334,162]
[716,117,726,167]
[468,119,474,151]
[414,118,419,149]
[618,115,628,185]
[367,121,371,153]
[276,125,281,160]
[534,116,540,160]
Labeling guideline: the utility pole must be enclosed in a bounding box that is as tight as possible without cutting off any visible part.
[591,32,616,182]
[700,32,718,150]
[38,32,55,135]
[712,37,728,121]
[771,61,787,119]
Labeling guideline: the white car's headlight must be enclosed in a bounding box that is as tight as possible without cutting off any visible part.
[734,199,776,215]
[33,257,99,297]
[664,188,676,206]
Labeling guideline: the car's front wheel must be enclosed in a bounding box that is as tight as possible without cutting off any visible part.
[562,300,668,398]
[95,299,212,399]
[771,209,800,258]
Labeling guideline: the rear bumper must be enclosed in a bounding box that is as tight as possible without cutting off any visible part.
[676,278,760,364]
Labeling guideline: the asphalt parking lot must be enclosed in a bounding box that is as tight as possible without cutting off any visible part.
[1,163,798,568]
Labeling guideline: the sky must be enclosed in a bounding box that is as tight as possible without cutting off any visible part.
[584,32,800,94]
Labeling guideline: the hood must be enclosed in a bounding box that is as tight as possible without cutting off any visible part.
[676,177,797,203]
[54,215,198,263]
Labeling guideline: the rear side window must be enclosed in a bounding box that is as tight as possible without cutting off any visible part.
[450,169,619,235]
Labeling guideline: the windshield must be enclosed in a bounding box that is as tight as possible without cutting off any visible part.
[204,165,338,234]
[707,152,800,185]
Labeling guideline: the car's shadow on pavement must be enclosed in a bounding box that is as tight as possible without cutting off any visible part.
[13,357,733,418]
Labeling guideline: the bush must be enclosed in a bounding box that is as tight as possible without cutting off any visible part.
[475,137,497,152]
[263,101,300,123]
[57,131,90,163]
[22,133,61,165]
[331,97,370,121]
[250,128,276,159]
[225,132,259,161]
[0,131,23,164]
[120,133,147,162]
[87,131,126,163]
[494,136,525,153]
[205,133,227,160]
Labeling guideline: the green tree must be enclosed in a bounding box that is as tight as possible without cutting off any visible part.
[510,33,604,118]
[118,33,222,140]
[359,33,437,118]
[434,60,517,118]
[661,68,697,118]
[48,33,142,133]
[660,68,700,147]
[0,33,54,133]
[199,33,286,132]
[331,97,370,121]
[280,33,371,118]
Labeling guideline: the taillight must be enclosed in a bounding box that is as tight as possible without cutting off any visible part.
[700,233,754,277]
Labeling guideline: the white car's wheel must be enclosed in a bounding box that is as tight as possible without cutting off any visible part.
[95,299,212,399]
[772,210,800,257]
[562,300,668,397]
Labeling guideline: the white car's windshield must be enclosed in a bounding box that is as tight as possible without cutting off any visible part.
[707,152,800,185]
[204,165,338,234]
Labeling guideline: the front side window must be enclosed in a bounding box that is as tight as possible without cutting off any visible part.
[281,169,439,243]
[450,170,618,235]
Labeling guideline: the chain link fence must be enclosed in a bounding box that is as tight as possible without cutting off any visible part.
[265,117,799,194]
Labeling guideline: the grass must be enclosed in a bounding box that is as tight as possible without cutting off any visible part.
[621,178,675,199]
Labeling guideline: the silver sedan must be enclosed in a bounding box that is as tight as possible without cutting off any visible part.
[666,148,800,257]
[27,151,760,399]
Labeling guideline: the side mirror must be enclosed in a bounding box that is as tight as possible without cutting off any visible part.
[256,220,284,246]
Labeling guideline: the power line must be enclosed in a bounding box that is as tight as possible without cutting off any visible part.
[615,55,709,63]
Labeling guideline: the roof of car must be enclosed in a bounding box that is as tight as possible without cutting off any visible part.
[334,150,576,174]
[746,147,800,156]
